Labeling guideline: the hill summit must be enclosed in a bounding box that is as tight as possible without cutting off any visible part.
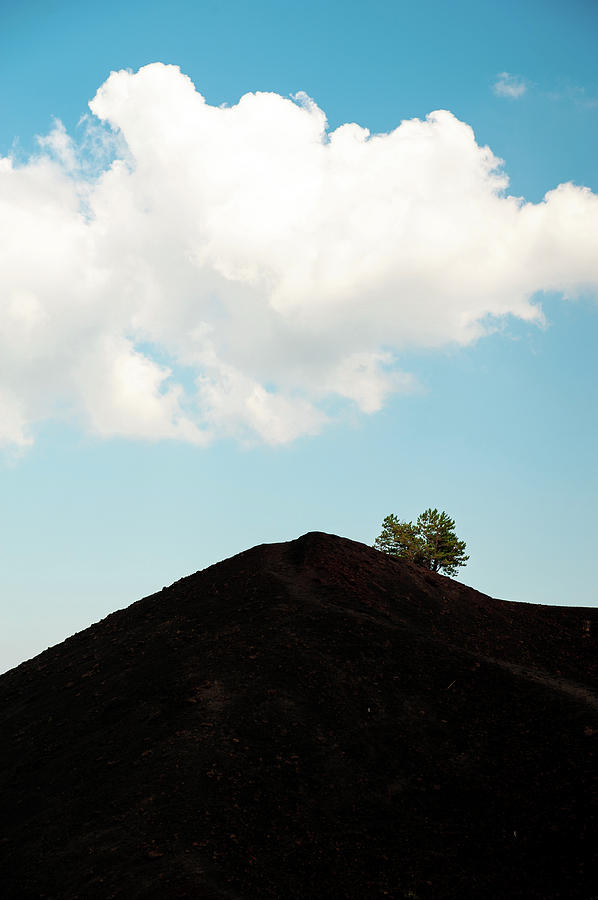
[1,532,596,898]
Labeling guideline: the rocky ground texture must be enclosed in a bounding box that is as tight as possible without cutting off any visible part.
[1,532,596,898]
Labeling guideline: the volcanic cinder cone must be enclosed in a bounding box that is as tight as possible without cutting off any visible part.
[1,532,596,899]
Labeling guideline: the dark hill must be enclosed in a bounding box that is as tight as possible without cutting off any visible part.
[1,532,596,899]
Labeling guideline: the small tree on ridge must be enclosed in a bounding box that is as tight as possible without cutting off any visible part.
[374,508,469,576]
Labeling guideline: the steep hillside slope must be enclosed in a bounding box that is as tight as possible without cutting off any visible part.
[1,532,596,898]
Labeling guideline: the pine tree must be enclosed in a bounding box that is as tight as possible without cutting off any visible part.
[374,508,469,576]
[374,514,421,561]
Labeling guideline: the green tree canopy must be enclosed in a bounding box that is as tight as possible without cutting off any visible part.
[374,508,469,576]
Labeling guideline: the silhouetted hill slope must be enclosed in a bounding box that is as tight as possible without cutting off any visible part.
[1,532,596,899]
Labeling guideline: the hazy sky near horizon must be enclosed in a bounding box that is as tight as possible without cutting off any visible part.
[1,0,597,673]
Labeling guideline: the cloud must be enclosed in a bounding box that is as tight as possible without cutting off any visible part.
[493,72,528,99]
[545,83,598,109]
[1,63,598,449]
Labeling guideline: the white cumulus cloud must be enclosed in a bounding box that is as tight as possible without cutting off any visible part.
[1,63,597,449]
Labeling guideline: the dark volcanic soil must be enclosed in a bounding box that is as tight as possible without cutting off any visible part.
[0,532,596,899]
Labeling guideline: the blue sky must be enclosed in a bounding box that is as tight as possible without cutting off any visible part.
[1,0,597,673]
